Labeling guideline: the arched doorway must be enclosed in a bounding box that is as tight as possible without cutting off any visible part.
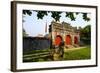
[74,36,78,44]
[55,35,62,46]
[66,35,71,45]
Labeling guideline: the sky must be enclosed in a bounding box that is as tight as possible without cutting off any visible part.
[23,10,91,37]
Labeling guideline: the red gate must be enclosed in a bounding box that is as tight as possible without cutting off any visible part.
[55,35,62,46]
[74,36,78,44]
[66,35,71,45]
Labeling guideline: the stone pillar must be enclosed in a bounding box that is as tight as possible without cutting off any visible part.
[71,34,74,45]
[77,33,80,44]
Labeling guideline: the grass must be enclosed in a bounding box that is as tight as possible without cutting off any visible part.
[23,46,91,62]
[63,46,91,60]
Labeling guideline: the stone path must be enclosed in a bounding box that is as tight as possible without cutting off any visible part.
[64,46,86,52]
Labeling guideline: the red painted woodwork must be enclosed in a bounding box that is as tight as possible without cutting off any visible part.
[66,35,71,45]
[55,35,62,46]
[74,36,78,44]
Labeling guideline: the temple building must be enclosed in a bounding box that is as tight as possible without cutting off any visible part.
[49,21,80,48]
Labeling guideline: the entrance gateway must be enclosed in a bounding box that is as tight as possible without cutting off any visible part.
[50,21,80,48]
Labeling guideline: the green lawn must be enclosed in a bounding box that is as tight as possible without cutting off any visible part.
[23,46,91,62]
[63,46,91,60]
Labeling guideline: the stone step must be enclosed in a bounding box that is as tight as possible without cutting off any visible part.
[65,45,74,49]
[73,44,79,47]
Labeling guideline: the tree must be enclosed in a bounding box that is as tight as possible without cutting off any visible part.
[23,29,28,37]
[23,10,90,22]
[80,25,91,45]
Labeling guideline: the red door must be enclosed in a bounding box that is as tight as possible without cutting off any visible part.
[74,36,78,44]
[66,35,71,45]
[55,35,62,46]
